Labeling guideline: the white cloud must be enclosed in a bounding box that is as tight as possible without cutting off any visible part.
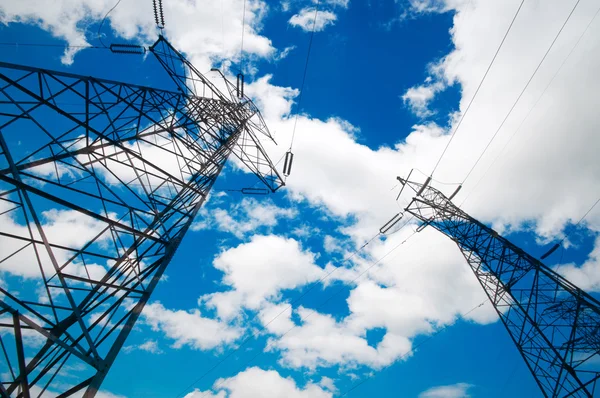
[408,0,453,14]
[6,0,600,387]
[402,80,447,118]
[185,367,332,398]
[192,197,297,239]
[235,0,600,374]
[289,8,337,32]
[263,228,496,370]
[245,75,300,120]
[555,234,600,292]
[323,235,343,253]
[251,0,600,248]
[418,382,473,398]
[266,305,412,370]
[291,224,321,238]
[274,45,297,61]
[0,0,274,68]
[123,339,164,354]
[141,302,242,350]
[0,200,109,281]
[317,376,337,393]
[200,235,324,320]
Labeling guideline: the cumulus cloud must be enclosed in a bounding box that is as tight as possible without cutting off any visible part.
[7,0,600,389]
[200,235,324,320]
[418,382,473,398]
[266,305,412,370]
[555,234,600,292]
[0,200,109,281]
[123,339,164,354]
[236,0,600,375]
[289,8,337,32]
[402,79,447,117]
[262,228,496,370]
[0,0,274,68]
[184,367,332,398]
[191,197,297,238]
[142,302,242,350]
[255,0,600,246]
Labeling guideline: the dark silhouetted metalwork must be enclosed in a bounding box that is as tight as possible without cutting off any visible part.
[398,175,600,397]
[0,35,283,397]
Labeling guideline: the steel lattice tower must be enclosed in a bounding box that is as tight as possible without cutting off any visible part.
[398,175,600,397]
[0,36,283,397]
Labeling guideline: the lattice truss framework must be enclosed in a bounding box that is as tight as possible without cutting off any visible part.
[399,176,600,398]
[0,37,283,397]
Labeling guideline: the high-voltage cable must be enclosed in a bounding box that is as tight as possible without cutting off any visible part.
[429,0,526,177]
[458,4,600,208]
[460,0,583,186]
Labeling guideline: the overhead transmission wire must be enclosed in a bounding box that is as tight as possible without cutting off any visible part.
[538,196,600,260]
[340,3,587,391]
[459,3,600,208]
[455,0,600,260]
[429,0,526,177]
[174,188,410,397]
[240,0,247,72]
[339,299,489,397]
[288,3,320,151]
[198,221,420,398]
[97,0,125,48]
[459,0,584,187]
[0,42,105,50]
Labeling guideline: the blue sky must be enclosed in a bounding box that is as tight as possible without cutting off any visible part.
[1,0,600,397]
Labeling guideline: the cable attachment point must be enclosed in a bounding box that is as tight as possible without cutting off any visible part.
[110,43,146,54]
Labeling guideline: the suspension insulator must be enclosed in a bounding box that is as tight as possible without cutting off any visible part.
[110,44,146,54]
[540,243,560,260]
[448,184,462,201]
[416,176,432,197]
[379,212,403,234]
[241,187,269,195]
[283,151,294,177]
[153,0,165,28]
[237,73,244,99]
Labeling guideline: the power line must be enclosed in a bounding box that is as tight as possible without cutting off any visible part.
[240,0,247,72]
[459,3,600,208]
[288,2,320,151]
[199,224,419,398]
[460,0,583,186]
[97,0,125,48]
[429,0,526,177]
[0,42,105,50]
[540,195,600,260]
[339,299,488,397]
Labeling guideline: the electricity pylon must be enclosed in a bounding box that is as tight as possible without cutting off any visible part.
[0,36,283,397]
[397,175,600,397]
